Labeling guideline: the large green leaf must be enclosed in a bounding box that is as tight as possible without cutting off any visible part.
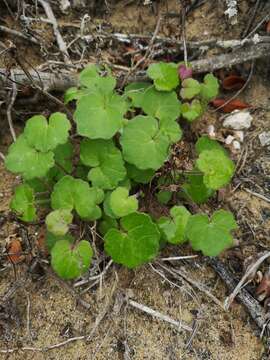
[120,115,170,170]
[159,118,182,144]
[147,62,179,91]
[48,142,73,180]
[51,175,103,220]
[45,209,73,236]
[10,184,37,222]
[79,65,116,94]
[141,87,180,121]
[186,210,237,256]
[74,92,127,139]
[104,212,160,268]
[158,206,191,244]
[24,113,71,152]
[5,135,54,180]
[80,139,126,190]
[196,149,235,190]
[109,187,138,217]
[51,240,93,279]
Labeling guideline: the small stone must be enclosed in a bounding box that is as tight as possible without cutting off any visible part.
[225,135,234,145]
[223,111,253,130]
[207,125,216,138]
[234,130,244,142]
[232,140,241,150]
[258,131,270,146]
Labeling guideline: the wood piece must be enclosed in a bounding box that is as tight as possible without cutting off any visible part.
[0,25,40,45]
[209,258,270,332]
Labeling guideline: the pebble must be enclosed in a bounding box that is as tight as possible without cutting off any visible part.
[234,130,244,142]
[232,140,241,150]
[223,110,253,130]
[207,125,216,138]
[258,131,270,146]
[225,135,234,145]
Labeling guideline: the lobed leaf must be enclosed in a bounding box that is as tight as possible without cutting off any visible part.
[5,135,54,180]
[186,210,237,256]
[10,184,37,222]
[109,187,138,217]
[180,78,201,99]
[124,82,151,108]
[24,113,71,152]
[120,115,170,170]
[181,99,203,122]
[80,139,126,190]
[147,62,179,91]
[51,240,93,279]
[46,232,74,252]
[158,206,191,244]
[200,73,219,101]
[182,172,214,204]
[104,212,160,268]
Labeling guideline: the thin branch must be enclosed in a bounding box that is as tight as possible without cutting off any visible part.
[0,25,40,45]
[6,70,17,142]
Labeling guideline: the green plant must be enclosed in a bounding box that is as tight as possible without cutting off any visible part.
[5,63,237,279]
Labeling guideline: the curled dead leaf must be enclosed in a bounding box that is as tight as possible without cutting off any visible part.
[222,75,246,90]
[7,238,23,264]
[211,98,251,113]
[256,269,270,302]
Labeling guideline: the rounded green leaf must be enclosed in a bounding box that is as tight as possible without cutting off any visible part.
[120,115,170,170]
[109,187,138,217]
[45,209,73,236]
[196,149,235,190]
[79,65,116,94]
[51,175,103,220]
[158,206,191,244]
[104,212,160,268]
[126,163,155,184]
[195,136,225,155]
[48,142,73,180]
[10,184,37,222]
[159,118,182,144]
[181,99,203,122]
[74,92,127,139]
[24,113,71,152]
[124,82,151,107]
[180,78,201,99]
[186,210,237,256]
[5,135,54,180]
[141,87,180,121]
[147,62,179,91]
[200,73,219,101]
[98,216,118,237]
[51,240,93,279]
[80,139,126,190]
[103,191,117,218]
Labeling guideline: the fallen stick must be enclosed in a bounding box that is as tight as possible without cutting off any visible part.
[209,258,270,333]
[0,43,269,93]
[0,25,40,45]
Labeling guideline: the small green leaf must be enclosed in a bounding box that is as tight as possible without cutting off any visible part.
[51,175,103,220]
[46,232,74,252]
[196,149,235,190]
[51,240,93,279]
[180,78,201,99]
[120,115,170,170]
[158,206,191,244]
[186,210,237,256]
[5,135,54,180]
[10,184,36,222]
[126,163,155,184]
[45,209,73,236]
[109,187,138,217]
[141,87,180,121]
[182,172,214,204]
[74,92,127,139]
[156,190,172,204]
[147,62,179,91]
[195,136,225,155]
[124,82,151,107]
[200,73,219,101]
[181,99,203,122]
[80,139,126,190]
[24,113,71,152]
[79,65,116,94]
[104,212,160,268]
